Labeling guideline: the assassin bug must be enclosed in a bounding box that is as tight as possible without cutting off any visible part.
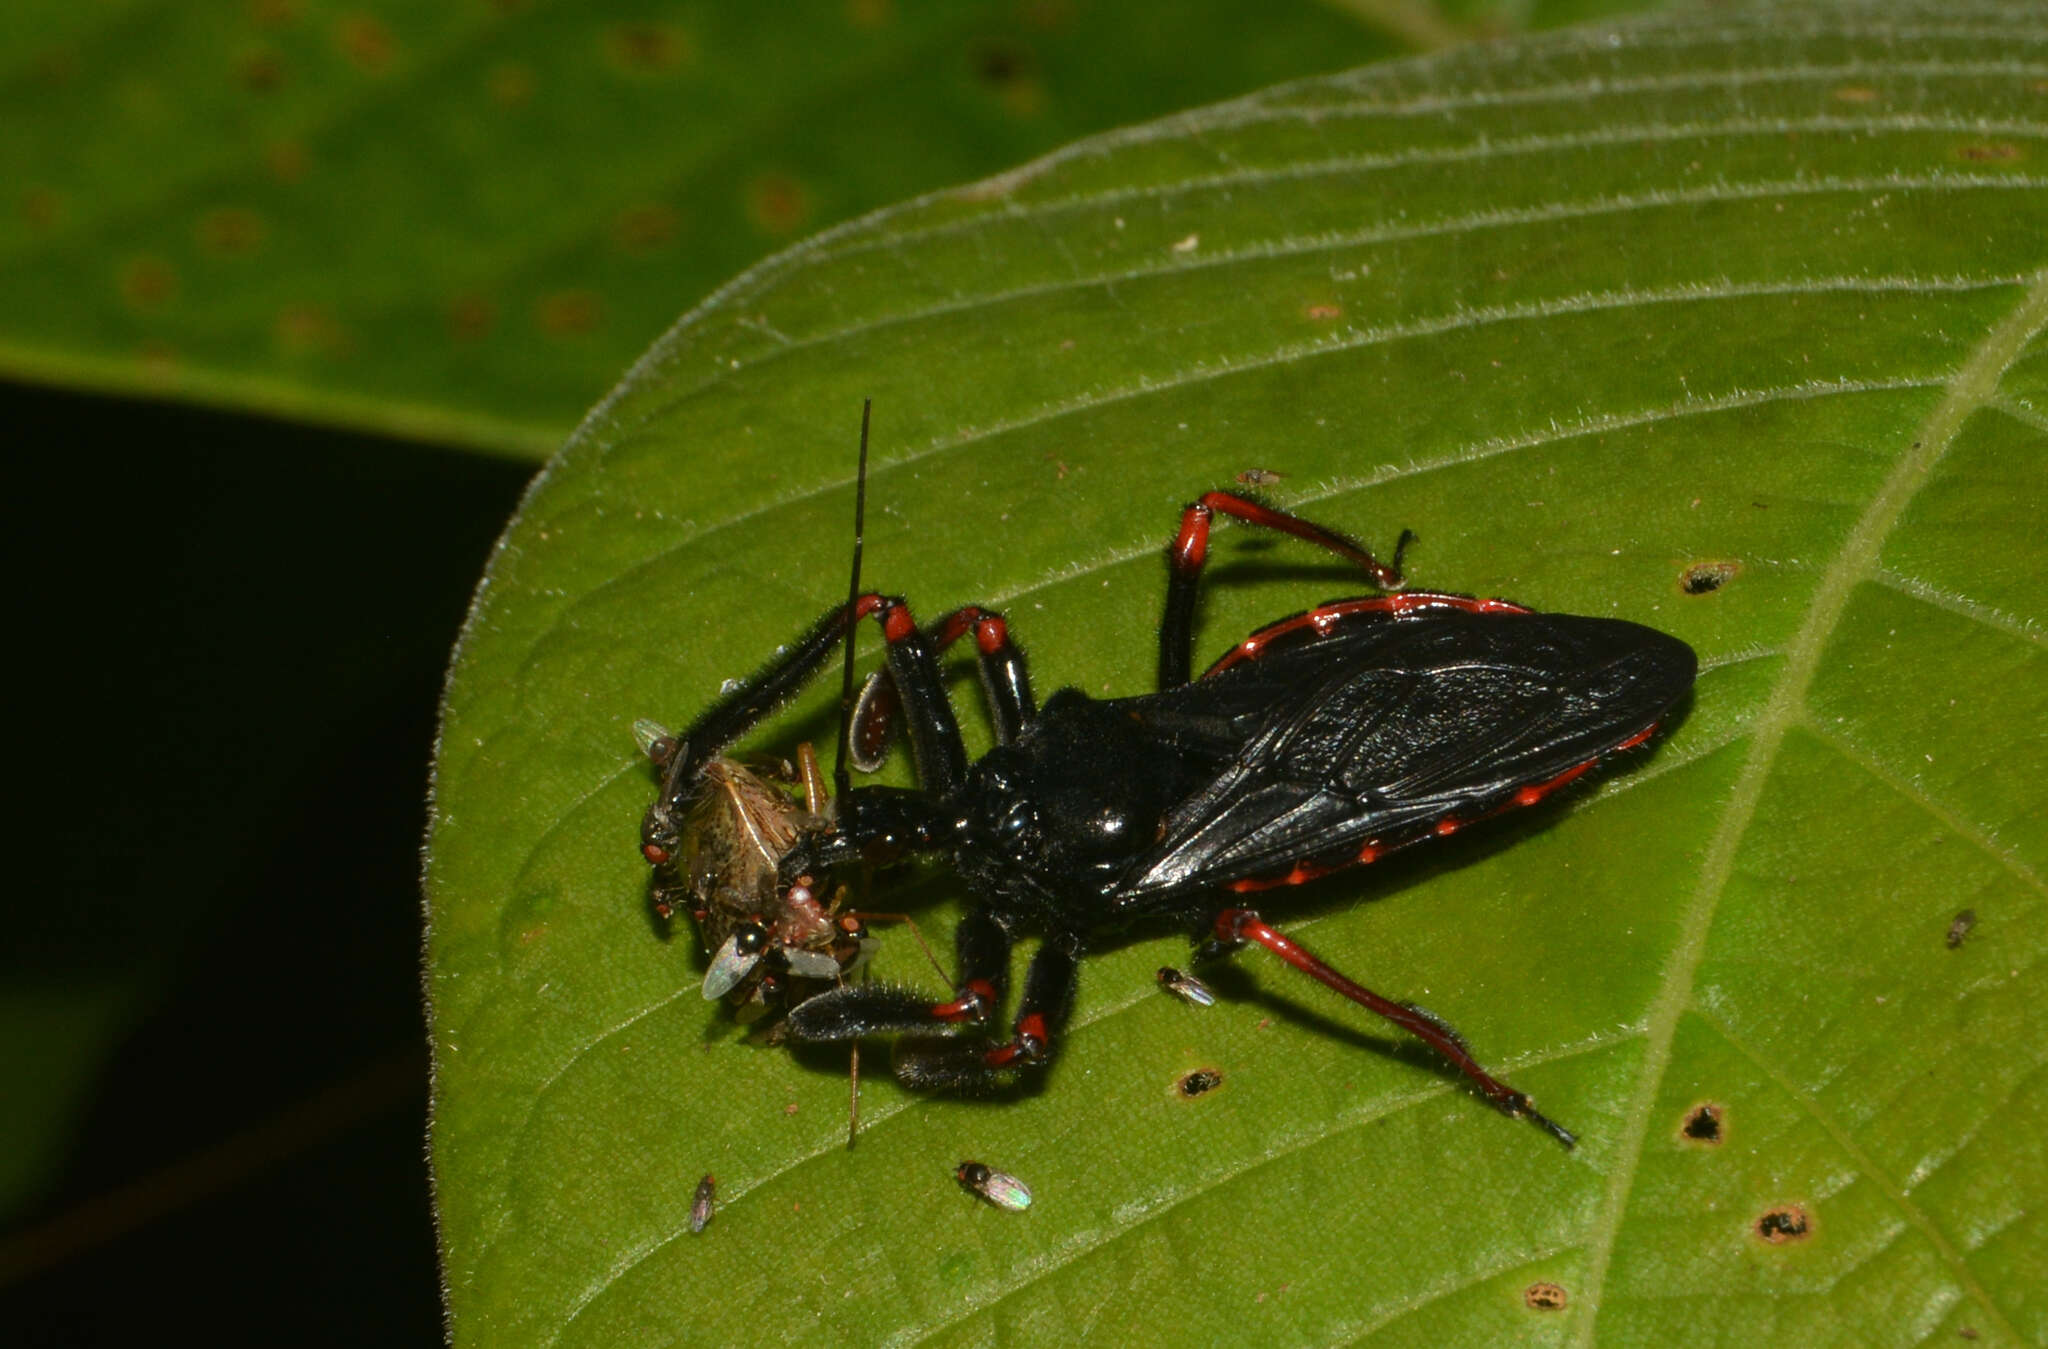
[642,451,1694,1146]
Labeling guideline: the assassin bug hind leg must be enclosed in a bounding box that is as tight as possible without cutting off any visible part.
[1214,908,1576,1149]
[1160,491,1415,689]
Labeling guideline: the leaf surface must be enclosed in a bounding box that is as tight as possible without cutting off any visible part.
[428,5,2048,1343]
[0,0,1449,455]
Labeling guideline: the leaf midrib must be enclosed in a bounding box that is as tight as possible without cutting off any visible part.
[1572,267,2048,1346]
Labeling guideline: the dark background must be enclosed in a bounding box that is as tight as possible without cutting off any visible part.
[5,380,529,1344]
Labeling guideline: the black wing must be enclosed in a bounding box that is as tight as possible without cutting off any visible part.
[1113,606,1695,908]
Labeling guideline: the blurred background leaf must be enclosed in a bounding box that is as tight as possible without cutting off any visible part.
[0,0,1603,457]
[428,2,2048,1344]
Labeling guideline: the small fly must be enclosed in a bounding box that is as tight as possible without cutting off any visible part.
[689,1174,716,1233]
[955,1161,1032,1212]
[1156,966,1216,1007]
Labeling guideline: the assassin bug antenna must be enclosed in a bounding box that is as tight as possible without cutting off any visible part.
[835,399,872,802]
[836,398,872,1147]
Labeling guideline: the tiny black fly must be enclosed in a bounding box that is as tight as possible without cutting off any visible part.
[955,1161,1032,1211]
[689,1174,715,1234]
[1157,966,1216,1007]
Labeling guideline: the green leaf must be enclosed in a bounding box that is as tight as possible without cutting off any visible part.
[427,4,2048,1343]
[0,0,1457,457]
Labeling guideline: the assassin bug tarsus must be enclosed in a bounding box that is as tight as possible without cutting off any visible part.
[641,457,1696,1148]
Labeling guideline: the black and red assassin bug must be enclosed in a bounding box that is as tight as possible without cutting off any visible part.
[640,420,1695,1148]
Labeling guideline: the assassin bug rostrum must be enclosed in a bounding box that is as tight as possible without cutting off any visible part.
[642,471,1695,1147]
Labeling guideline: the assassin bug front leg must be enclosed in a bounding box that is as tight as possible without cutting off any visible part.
[647,481,1696,1146]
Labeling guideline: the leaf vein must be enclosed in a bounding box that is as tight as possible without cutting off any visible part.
[1692,1009,2020,1342]
[1803,720,2047,898]
[1571,267,2048,1342]
[1868,566,2048,649]
[813,123,2048,267]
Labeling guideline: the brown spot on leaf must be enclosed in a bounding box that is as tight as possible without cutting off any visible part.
[489,62,535,106]
[606,23,691,73]
[137,341,180,376]
[238,46,285,93]
[846,0,892,27]
[22,187,62,233]
[614,203,681,254]
[536,290,603,336]
[1681,1103,1723,1144]
[1524,1282,1567,1311]
[1755,1205,1811,1244]
[197,207,267,257]
[120,257,179,310]
[1956,141,2022,163]
[335,14,396,72]
[447,293,497,342]
[265,140,309,183]
[1680,560,1740,595]
[275,305,351,357]
[1831,85,1878,104]
[1304,302,1343,321]
[746,173,811,236]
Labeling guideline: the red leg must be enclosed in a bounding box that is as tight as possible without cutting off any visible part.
[1160,491,1411,688]
[851,605,1035,770]
[1213,907,1575,1148]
